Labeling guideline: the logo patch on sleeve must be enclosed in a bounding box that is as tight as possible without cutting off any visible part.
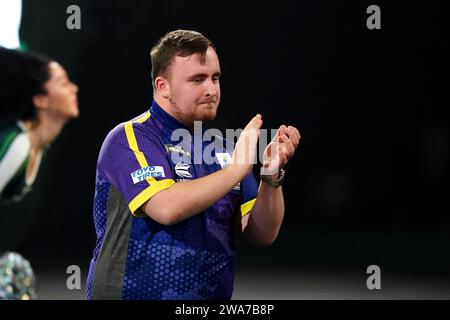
[131,166,165,184]
[216,153,232,169]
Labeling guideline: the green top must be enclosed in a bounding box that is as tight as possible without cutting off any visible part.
[0,121,44,204]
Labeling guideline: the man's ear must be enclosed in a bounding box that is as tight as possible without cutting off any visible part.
[32,94,49,110]
[154,76,170,99]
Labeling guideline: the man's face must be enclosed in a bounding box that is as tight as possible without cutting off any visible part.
[165,46,221,125]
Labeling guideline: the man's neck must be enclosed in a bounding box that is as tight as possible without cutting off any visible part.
[154,96,194,132]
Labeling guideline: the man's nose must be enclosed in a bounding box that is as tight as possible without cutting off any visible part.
[204,79,217,97]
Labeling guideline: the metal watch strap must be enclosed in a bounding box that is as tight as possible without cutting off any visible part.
[261,169,285,188]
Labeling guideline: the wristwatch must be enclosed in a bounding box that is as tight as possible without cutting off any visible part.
[261,169,286,188]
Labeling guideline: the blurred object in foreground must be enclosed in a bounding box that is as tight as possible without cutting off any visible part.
[0,251,36,300]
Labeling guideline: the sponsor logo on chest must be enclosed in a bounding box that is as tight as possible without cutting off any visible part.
[175,162,193,179]
[215,153,232,169]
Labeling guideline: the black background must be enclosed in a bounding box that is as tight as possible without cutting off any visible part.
[1,0,449,277]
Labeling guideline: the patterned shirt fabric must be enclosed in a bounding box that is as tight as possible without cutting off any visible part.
[87,101,258,300]
[0,120,44,204]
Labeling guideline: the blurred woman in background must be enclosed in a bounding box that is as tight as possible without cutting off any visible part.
[0,47,79,204]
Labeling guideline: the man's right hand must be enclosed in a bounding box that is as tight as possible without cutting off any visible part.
[231,114,263,178]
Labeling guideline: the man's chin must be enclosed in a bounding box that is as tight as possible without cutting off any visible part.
[197,109,217,122]
[204,112,217,122]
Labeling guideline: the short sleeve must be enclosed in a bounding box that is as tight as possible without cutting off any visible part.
[240,171,259,218]
[0,131,30,198]
[98,113,175,217]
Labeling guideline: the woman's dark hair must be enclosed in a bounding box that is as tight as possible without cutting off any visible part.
[0,47,52,121]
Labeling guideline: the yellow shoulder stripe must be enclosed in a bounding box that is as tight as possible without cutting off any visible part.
[124,112,152,184]
[123,111,175,216]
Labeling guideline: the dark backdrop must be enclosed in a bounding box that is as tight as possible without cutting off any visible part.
[1,0,449,274]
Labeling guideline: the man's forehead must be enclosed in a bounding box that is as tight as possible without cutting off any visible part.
[173,54,198,65]
[171,48,220,70]
[162,48,220,80]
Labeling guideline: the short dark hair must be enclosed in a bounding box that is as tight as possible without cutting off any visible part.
[150,30,215,88]
[0,47,51,122]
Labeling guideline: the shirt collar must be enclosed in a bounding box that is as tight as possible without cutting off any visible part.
[149,101,209,138]
[149,100,187,133]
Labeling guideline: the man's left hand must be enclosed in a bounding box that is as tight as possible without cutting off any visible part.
[262,125,301,176]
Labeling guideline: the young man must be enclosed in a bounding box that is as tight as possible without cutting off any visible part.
[87,30,300,300]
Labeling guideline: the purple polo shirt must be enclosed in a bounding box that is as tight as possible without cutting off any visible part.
[86,101,258,300]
